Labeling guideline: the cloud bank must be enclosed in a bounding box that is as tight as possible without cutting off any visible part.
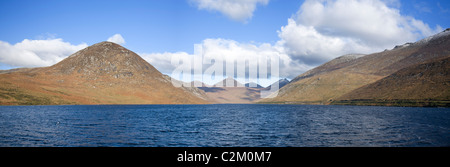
[191,0,269,22]
[278,0,443,66]
[148,0,442,80]
[0,39,87,67]
[0,34,128,68]
[142,38,311,81]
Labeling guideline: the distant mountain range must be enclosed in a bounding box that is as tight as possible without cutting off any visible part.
[195,77,289,104]
[259,28,450,107]
[1,29,449,106]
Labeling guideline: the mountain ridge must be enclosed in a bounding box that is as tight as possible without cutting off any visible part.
[259,28,450,106]
[0,41,209,105]
[1,29,449,106]
[333,56,450,107]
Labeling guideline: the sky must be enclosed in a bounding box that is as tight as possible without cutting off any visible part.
[0,0,449,86]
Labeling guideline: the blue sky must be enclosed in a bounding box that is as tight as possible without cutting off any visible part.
[0,0,300,53]
[1,0,446,53]
[0,0,449,84]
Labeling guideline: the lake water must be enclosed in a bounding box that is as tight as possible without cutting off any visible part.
[0,104,449,147]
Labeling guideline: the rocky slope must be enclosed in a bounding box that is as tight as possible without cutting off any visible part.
[0,41,209,105]
[334,56,450,107]
[259,29,450,106]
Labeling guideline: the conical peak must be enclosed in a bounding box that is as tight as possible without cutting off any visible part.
[71,41,128,56]
[89,41,123,49]
[49,41,160,78]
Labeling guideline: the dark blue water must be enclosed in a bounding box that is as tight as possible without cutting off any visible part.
[0,104,449,147]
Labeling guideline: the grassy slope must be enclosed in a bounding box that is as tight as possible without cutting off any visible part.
[258,53,389,104]
[0,42,210,105]
[333,57,450,107]
[0,71,209,105]
[260,71,383,104]
[260,31,450,107]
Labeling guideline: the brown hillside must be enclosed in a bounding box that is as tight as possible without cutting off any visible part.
[259,29,450,105]
[0,41,209,105]
[334,56,450,107]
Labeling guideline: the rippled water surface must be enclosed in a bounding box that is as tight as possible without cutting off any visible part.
[0,104,449,147]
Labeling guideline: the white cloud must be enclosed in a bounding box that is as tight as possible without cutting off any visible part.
[107,34,126,45]
[0,39,88,67]
[141,52,191,75]
[199,38,296,79]
[127,0,446,84]
[141,38,307,85]
[160,0,443,82]
[278,0,443,65]
[190,0,269,22]
[278,19,348,65]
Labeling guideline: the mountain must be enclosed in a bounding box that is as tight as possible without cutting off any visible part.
[289,54,366,83]
[258,53,381,104]
[196,77,262,103]
[259,29,450,106]
[194,78,293,103]
[334,56,450,107]
[0,41,209,105]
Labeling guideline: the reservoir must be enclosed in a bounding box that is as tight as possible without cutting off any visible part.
[0,104,449,147]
